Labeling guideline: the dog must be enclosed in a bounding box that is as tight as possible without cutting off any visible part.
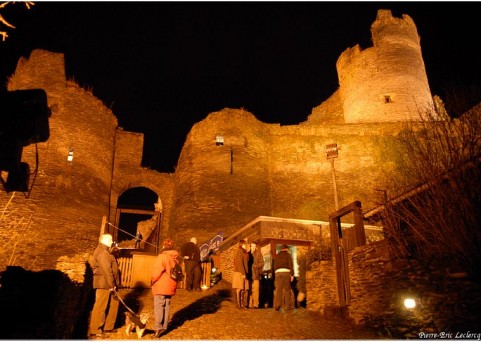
[124,312,150,339]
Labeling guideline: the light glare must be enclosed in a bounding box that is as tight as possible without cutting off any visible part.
[404,298,416,309]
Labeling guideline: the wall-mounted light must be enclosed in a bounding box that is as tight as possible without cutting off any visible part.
[403,297,416,309]
[67,148,74,163]
[215,135,224,146]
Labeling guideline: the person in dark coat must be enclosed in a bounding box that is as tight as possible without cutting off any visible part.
[273,244,294,311]
[249,242,265,309]
[135,231,142,249]
[232,239,249,309]
[180,237,202,291]
[89,233,120,337]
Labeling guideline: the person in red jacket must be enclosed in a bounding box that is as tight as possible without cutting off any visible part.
[151,238,180,338]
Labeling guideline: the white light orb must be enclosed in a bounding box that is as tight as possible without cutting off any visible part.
[404,298,416,309]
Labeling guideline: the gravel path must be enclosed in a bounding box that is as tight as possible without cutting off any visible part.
[89,280,386,340]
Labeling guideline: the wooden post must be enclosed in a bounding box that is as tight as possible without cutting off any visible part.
[353,201,366,247]
[202,262,211,289]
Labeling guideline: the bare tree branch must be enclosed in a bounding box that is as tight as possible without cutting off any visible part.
[379,96,481,279]
[0,1,35,42]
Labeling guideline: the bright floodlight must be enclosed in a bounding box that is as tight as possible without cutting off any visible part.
[404,298,416,309]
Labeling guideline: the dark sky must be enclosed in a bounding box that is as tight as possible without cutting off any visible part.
[1,2,480,172]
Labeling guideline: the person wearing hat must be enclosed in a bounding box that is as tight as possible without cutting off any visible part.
[88,233,120,337]
[273,244,294,311]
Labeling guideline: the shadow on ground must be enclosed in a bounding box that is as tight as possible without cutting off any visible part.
[167,289,232,333]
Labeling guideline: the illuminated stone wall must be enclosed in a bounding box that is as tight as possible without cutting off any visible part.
[171,106,407,244]
[1,50,118,271]
[1,9,433,270]
[108,128,176,243]
[171,10,437,244]
[171,109,272,244]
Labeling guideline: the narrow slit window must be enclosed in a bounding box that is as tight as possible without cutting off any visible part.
[384,95,392,103]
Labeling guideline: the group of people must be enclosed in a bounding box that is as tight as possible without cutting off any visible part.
[232,240,294,311]
[88,234,202,338]
[232,239,264,309]
[88,233,295,339]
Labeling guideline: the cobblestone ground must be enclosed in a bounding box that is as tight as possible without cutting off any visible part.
[89,280,386,340]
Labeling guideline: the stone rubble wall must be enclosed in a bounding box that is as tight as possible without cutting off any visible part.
[307,239,481,338]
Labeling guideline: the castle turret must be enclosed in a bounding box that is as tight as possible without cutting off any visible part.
[336,9,435,123]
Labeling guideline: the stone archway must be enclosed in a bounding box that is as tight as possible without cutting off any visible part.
[113,186,162,253]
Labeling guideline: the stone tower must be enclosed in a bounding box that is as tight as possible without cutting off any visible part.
[336,9,435,123]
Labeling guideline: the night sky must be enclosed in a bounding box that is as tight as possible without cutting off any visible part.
[1,2,480,172]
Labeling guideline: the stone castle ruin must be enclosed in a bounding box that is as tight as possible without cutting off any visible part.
[0,9,437,271]
[4,9,480,339]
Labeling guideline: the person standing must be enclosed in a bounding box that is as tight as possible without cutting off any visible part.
[180,237,202,292]
[88,233,120,338]
[242,242,252,307]
[249,242,264,309]
[273,244,294,311]
[232,239,249,309]
[151,238,180,338]
[135,231,142,249]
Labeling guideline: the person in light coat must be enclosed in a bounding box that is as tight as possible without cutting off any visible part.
[151,238,180,338]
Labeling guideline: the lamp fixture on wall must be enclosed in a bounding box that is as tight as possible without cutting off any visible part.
[67,148,74,163]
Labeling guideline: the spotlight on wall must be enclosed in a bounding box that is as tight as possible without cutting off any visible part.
[403,297,416,309]
[215,135,224,146]
[67,148,74,163]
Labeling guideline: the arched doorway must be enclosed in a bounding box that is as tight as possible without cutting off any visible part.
[114,186,161,253]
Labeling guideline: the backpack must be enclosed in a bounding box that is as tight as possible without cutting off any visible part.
[170,262,184,282]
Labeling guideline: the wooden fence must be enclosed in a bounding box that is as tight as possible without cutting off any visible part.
[117,254,215,289]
